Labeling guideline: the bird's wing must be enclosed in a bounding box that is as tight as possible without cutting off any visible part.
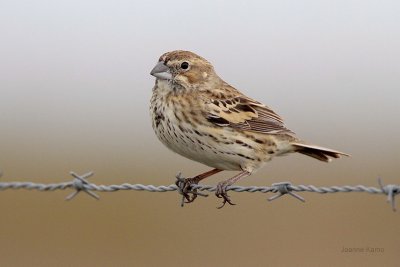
[204,94,295,135]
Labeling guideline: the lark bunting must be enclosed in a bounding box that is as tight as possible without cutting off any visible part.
[150,50,348,208]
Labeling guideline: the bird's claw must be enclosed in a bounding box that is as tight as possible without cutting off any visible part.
[216,182,236,209]
[175,173,208,207]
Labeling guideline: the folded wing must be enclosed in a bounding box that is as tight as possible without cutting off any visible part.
[205,95,294,136]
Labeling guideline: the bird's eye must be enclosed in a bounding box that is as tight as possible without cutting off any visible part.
[180,62,189,70]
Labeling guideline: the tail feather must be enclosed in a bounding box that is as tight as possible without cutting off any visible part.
[291,143,349,162]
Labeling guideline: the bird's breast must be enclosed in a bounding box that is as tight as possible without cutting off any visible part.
[150,90,283,172]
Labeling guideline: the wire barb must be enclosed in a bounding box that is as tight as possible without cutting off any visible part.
[65,171,99,201]
[378,177,399,211]
[268,182,305,202]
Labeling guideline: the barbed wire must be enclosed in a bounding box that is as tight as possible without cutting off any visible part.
[0,171,398,211]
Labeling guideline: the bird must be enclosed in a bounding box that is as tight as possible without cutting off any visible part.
[149,50,349,208]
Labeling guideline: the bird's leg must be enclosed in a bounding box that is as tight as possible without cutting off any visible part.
[216,171,251,209]
[176,168,222,205]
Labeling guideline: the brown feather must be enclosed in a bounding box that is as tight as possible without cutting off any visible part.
[291,143,350,162]
[205,92,294,135]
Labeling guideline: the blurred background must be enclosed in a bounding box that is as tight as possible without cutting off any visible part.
[0,0,399,266]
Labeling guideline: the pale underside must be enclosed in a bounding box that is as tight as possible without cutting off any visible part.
[150,80,296,173]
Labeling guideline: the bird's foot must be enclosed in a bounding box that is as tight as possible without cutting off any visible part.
[175,173,208,207]
[215,181,236,209]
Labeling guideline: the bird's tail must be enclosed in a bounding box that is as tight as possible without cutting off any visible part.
[291,142,350,162]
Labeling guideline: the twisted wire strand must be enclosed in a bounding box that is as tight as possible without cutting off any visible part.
[0,171,398,211]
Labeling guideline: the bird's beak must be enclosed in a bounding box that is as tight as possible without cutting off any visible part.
[150,61,172,80]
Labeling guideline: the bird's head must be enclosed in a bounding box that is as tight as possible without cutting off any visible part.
[150,50,217,90]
